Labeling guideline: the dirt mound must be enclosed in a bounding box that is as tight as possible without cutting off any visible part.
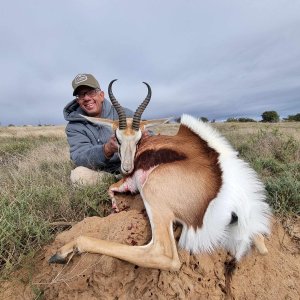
[1,195,299,300]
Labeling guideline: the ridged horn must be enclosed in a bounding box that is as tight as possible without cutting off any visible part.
[132,82,152,131]
[108,79,127,130]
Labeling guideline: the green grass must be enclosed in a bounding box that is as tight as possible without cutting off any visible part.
[0,123,299,278]
[0,177,114,276]
[226,128,300,215]
[0,134,115,277]
[0,136,61,161]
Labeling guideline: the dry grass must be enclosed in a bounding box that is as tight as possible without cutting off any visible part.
[213,121,300,141]
[0,125,66,138]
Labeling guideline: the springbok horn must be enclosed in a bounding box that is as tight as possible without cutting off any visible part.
[108,79,127,130]
[132,82,152,131]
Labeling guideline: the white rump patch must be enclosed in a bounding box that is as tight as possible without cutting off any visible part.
[180,114,237,158]
[178,115,272,259]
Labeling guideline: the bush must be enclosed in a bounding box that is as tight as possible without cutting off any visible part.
[226,117,256,122]
[265,174,300,215]
[261,111,280,123]
[284,113,300,122]
[200,117,209,122]
[232,128,300,216]
[226,117,238,122]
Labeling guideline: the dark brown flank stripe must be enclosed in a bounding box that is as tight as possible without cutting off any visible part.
[134,149,187,172]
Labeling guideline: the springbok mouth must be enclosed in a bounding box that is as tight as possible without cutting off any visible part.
[121,168,133,175]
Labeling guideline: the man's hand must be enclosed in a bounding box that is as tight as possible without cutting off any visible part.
[104,135,118,158]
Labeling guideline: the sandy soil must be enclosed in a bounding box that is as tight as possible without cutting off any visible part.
[1,194,299,300]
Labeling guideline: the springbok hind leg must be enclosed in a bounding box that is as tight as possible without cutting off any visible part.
[49,212,181,271]
[253,233,268,255]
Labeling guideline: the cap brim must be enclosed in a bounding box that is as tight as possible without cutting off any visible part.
[73,84,98,96]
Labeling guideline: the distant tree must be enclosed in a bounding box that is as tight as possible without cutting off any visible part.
[211,119,216,123]
[284,113,300,122]
[174,117,181,123]
[200,117,209,122]
[226,117,238,122]
[261,111,280,123]
[238,117,256,122]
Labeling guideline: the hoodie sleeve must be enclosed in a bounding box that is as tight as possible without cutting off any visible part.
[65,124,119,169]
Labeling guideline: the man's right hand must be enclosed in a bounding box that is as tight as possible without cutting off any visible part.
[104,135,118,158]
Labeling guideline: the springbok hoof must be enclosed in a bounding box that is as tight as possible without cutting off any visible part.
[49,253,67,264]
[112,204,120,214]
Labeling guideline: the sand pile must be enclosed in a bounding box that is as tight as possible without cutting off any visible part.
[1,194,299,299]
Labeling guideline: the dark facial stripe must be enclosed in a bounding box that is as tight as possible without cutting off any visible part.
[134,148,186,171]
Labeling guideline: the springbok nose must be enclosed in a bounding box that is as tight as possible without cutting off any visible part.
[121,168,130,175]
[122,163,132,175]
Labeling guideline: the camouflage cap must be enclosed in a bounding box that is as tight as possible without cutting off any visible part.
[72,74,100,96]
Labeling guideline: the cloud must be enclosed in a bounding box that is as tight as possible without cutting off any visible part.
[1,1,300,125]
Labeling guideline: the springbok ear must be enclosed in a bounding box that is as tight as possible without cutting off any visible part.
[142,117,173,129]
[80,114,115,129]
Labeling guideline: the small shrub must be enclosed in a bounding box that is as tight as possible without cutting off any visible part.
[265,174,300,215]
[233,128,300,216]
[252,158,284,177]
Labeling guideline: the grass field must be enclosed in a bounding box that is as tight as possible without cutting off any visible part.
[0,122,299,278]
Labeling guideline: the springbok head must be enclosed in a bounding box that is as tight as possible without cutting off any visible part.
[82,79,169,175]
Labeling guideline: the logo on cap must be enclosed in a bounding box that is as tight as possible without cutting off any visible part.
[75,74,88,84]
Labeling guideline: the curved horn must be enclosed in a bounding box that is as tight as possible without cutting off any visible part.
[132,82,152,131]
[108,79,127,130]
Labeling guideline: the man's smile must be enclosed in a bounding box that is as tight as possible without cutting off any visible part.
[83,101,96,109]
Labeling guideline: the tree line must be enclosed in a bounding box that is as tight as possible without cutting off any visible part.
[225,111,300,123]
[175,111,300,123]
[2,112,300,127]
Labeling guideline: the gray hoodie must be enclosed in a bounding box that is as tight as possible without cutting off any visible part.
[63,98,133,173]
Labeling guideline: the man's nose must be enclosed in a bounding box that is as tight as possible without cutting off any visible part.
[83,93,92,100]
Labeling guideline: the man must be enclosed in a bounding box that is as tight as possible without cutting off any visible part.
[63,73,133,185]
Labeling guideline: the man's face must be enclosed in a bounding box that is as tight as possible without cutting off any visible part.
[75,86,105,117]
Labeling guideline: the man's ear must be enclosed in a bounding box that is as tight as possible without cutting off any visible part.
[99,90,105,98]
[80,114,116,130]
[142,117,173,129]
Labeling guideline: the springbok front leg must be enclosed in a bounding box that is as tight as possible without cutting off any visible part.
[108,178,125,213]
[108,176,138,213]
[49,208,181,271]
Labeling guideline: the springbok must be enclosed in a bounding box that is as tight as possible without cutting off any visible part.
[50,80,271,271]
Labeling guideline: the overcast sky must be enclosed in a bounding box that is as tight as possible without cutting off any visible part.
[1,0,300,125]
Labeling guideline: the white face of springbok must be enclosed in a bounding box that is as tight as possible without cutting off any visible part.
[115,124,142,174]
[81,79,169,175]
[82,116,169,175]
